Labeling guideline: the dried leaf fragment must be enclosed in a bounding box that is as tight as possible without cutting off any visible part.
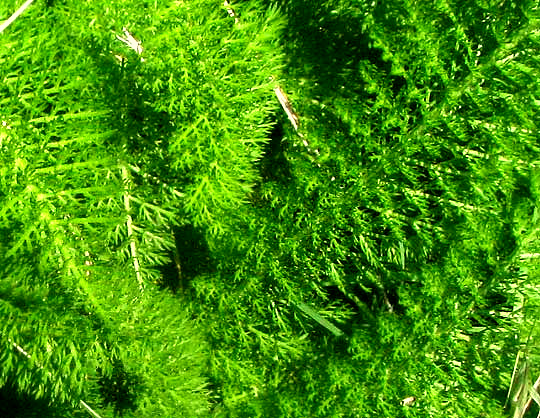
[116,27,144,56]
[400,396,416,406]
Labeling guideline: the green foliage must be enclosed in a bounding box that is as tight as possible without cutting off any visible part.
[1,0,281,414]
[187,0,540,416]
[0,0,539,417]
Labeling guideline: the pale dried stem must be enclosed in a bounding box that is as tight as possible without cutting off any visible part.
[274,86,299,131]
[520,253,540,260]
[0,0,35,34]
[524,375,540,416]
[224,0,239,23]
[9,338,32,360]
[80,400,104,418]
[10,339,102,417]
[116,27,144,55]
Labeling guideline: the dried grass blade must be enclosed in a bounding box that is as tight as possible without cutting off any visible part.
[294,301,344,337]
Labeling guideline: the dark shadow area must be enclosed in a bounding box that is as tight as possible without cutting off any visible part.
[158,260,183,294]
[269,0,405,101]
[158,224,215,293]
[258,121,292,183]
[0,380,74,418]
[323,280,401,324]
[97,359,141,416]
[174,224,215,278]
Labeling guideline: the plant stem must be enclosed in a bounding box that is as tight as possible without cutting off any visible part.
[0,0,35,34]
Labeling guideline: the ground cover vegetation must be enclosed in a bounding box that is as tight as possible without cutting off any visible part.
[0,0,539,417]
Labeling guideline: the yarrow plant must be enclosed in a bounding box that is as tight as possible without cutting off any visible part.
[0,0,539,417]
